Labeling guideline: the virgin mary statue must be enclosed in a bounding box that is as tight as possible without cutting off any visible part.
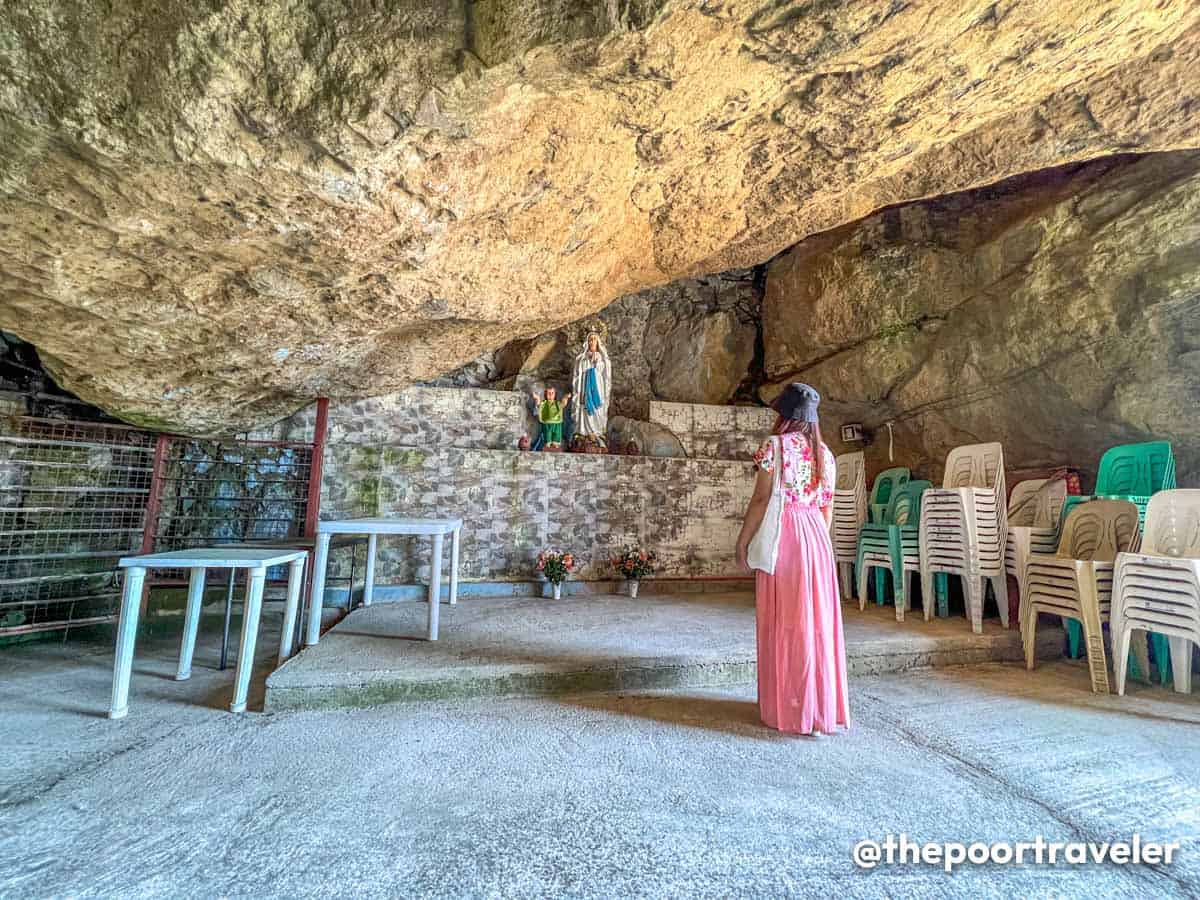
[571,331,612,446]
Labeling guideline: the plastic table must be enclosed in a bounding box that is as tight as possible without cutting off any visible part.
[305,517,463,644]
[109,548,307,719]
[214,535,369,665]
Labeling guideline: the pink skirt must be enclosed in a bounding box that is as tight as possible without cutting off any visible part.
[755,503,850,735]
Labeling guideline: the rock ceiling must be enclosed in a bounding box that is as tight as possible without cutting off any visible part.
[0,0,1197,432]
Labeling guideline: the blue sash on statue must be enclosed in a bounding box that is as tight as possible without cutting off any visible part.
[584,368,602,414]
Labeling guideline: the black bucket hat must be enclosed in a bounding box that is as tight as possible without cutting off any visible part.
[772,383,821,422]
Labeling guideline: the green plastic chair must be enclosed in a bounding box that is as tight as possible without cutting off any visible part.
[1095,440,1177,523]
[868,467,911,524]
[856,480,932,619]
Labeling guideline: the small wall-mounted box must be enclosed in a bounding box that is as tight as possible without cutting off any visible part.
[840,423,865,443]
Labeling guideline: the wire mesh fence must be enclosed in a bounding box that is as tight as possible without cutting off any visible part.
[0,395,325,640]
[145,437,315,584]
[0,417,156,636]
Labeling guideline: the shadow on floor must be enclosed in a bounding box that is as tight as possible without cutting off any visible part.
[550,691,807,741]
[862,659,1200,727]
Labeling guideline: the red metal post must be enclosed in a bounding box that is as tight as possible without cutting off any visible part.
[138,433,171,613]
[304,398,330,538]
[302,399,330,619]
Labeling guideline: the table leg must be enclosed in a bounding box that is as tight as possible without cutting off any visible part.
[231,566,266,713]
[278,557,305,665]
[109,566,146,719]
[220,569,236,671]
[449,528,459,605]
[294,550,312,651]
[427,533,443,641]
[306,533,332,646]
[363,533,378,607]
[176,567,208,681]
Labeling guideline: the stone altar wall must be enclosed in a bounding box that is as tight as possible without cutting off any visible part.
[259,387,536,450]
[321,446,751,584]
[270,388,755,585]
[648,401,776,462]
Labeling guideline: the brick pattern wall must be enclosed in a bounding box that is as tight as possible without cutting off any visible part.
[320,445,753,584]
[261,387,536,450]
[649,401,776,461]
[268,388,760,584]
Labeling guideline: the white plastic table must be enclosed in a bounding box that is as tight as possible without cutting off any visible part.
[109,548,307,719]
[305,517,463,644]
[215,535,368,662]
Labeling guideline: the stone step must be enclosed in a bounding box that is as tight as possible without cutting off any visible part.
[264,593,1064,712]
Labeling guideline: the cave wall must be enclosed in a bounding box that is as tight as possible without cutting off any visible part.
[437,270,761,419]
[470,0,667,66]
[761,151,1200,486]
[466,150,1200,489]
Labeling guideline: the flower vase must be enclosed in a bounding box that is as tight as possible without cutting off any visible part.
[553,582,562,600]
[628,579,639,599]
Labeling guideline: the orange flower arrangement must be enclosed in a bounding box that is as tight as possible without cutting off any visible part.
[610,546,657,581]
[537,550,575,584]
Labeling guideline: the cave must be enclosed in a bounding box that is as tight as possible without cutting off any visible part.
[2,2,1199,895]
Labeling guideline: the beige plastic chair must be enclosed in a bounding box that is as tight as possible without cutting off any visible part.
[830,452,866,599]
[1006,478,1069,625]
[919,442,1008,632]
[1113,490,1200,696]
[1021,500,1141,693]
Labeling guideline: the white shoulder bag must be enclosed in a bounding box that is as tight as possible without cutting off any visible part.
[746,435,785,574]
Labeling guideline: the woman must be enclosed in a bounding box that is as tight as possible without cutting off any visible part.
[735,383,849,735]
[570,331,612,448]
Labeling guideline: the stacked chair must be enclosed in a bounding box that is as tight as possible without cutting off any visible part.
[830,452,867,599]
[919,442,1008,633]
[1054,493,1097,655]
[1094,441,1177,523]
[868,467,910,524]
[858,466,912,606]
[856,480,932,621]
[1021,500,1141,693]
[1005,477,1069,626]
[1113,490,1200,696]
[1066,442,1177,671]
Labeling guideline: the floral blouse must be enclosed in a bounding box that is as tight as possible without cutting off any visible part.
[753,433,837,508]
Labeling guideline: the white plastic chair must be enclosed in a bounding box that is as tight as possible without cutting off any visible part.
[830,452,866,599]
[1006,478,1069,626]
[919,442,1008,633]
[1021,500,1140,693]
[1112,490,1200,696]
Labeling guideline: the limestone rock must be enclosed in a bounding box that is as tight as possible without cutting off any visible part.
[472,1,667,67]
[448,270,760,415]
[1,2,1198,431]
[762,152,1200,484]
[608,416,686,458]
[643,278,759,406]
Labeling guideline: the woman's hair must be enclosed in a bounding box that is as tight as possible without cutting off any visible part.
[771,415,824,490]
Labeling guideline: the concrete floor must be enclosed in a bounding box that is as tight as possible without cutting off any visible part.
[267,592,1062,710]
[3,607,1200,898]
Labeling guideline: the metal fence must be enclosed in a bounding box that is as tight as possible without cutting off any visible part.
[143,435,317,585]
[0,417,157,637]
[0,399,328,640]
